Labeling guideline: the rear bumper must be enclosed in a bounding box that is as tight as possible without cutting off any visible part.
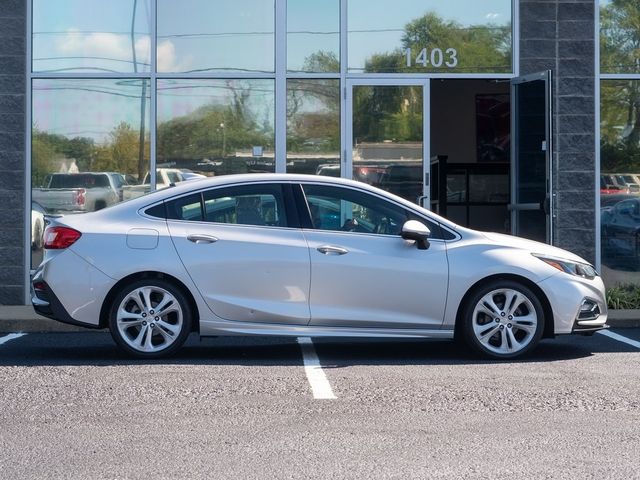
[31,249,115,328]
[31,279,102,329]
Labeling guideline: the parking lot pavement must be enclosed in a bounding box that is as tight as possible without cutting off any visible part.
[0,330,639,479]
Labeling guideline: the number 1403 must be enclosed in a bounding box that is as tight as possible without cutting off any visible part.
[405,47,458,68]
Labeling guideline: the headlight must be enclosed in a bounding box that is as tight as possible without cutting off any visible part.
[532,254,598,279]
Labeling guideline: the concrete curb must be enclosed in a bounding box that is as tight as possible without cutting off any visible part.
[0,305,638,333]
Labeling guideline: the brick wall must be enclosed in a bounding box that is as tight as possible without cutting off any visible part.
[520,0,597,263]
[0,0,25,304]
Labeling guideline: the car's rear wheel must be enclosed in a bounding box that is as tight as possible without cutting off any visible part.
[108,279,191,358]
[461,280,544,359]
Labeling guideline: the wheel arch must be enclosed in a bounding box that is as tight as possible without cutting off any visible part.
[99,271,200,332]
[453,273,555,340]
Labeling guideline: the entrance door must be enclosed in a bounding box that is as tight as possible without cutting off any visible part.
[510,71,552,243]
[346,80,429,206]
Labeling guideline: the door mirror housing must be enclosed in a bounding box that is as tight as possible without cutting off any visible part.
[401,220,431,250]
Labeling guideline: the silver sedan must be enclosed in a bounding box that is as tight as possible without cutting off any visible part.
[32,174,608,359]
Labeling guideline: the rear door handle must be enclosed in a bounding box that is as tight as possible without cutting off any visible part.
[187,234,218,244]
[317,245,349,255]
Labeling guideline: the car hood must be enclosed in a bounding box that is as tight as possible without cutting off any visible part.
[480,231,590,264]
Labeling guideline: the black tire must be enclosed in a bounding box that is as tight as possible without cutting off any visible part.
[461,280,545,360]
[108,278,192,359]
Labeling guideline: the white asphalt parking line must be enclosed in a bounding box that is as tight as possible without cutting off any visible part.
[297,337,337,400]
[597,330,640,349]
[0,333,26,346]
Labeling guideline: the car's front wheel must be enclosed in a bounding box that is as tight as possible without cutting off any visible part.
[461,280,545,359]
[108,279,191,358]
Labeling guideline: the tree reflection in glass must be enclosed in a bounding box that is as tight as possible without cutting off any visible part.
[286,80,340,176]
[157,80,275,176]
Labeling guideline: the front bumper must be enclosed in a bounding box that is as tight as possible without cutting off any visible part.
[537,273,608,335]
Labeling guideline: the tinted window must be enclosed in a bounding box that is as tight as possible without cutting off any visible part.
[301,184,445,239]
[145,203,167,219]
[202,184,287,227]
[165,194,203,221]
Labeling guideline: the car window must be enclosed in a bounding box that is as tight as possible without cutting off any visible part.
[301,183,444,238]
[111,174,124,188]
[165,193,203,221]
[166,171,181,183]
[614,200,639,216]
[202,184,286,227]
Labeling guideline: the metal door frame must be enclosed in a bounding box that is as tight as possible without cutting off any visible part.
[510,70,553,243]
[345,78,430,207]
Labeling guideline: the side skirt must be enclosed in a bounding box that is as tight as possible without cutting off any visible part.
[199,320,455,339]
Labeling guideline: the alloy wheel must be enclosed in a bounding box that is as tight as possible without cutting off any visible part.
[470,288,539,356]
[115,285,184,354]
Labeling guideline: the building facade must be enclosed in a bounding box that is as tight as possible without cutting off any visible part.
[1,0,637,306]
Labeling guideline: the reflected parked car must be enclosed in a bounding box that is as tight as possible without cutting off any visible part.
[31,201,47,250]
[601,196,640,267]
[32,174,607,360]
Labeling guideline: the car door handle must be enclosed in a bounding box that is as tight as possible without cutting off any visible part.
[317,245,349,255]
[187,234,218,244]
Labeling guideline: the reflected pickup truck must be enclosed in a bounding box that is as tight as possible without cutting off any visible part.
[32,172,122,214]
[121,168,204,200]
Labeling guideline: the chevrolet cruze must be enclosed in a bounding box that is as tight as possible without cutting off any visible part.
[31,174,608,359]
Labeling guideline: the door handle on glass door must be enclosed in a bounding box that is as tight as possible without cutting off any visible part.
[317,245,349,255]
[187,234,218,244]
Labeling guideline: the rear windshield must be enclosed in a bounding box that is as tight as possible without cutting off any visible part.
[49,174,110,188]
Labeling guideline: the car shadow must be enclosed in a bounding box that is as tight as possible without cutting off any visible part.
[1,331,633,368]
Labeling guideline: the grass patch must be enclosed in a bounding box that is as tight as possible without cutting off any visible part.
[607,284,640,310]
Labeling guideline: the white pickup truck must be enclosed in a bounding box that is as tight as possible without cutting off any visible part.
[121,168,205,200]
[32,172,124,214]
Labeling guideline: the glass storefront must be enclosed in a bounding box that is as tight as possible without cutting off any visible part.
[157,0,275,73]
[31,79,150,267]
[29,0,515,268]
[32,0,151,73]
[157,79,275,175]
[347,0,512,74]
[286,79,340,175]
[287,0,340,73]
[600,0,640,300]
[600,79,640,288]
[351,84,424,203]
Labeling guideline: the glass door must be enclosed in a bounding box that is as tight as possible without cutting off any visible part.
[346,80,429,205]
[510,71,552,243]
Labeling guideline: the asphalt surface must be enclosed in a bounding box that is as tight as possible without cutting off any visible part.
[1,330,639,479]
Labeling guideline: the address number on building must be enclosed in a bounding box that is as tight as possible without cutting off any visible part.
[405,47,458,68]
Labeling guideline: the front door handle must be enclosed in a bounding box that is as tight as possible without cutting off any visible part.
[317,245,349,255]
[187,234,218,244]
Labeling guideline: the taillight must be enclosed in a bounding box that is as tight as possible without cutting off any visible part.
[43,226,82,249]
[73,188,86,206]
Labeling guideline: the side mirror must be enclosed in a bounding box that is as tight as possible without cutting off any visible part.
[401,220,431,250]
